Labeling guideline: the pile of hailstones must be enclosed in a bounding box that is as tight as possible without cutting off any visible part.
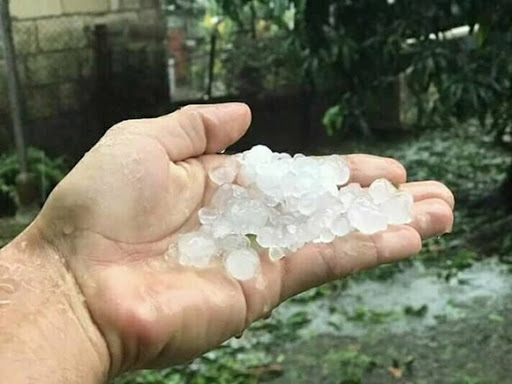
[171,145,413,281]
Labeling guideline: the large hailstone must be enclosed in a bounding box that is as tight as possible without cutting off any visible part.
[224,248,261,281]
[177,231,218,268]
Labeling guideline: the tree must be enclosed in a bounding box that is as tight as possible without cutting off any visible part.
[212,0,512,207]
[213,0,512,139]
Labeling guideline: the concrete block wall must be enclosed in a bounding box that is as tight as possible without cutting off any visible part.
[0,0,166,157]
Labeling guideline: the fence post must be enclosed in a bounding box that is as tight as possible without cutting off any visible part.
[0,0,27,172]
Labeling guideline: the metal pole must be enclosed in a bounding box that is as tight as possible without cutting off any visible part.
[0,0,27,173]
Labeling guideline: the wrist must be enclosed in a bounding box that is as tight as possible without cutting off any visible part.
[0,226,110,383]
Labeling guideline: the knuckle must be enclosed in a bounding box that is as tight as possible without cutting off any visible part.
[105,120,137,138]
[367,234,382,267]
[315,243,339,280]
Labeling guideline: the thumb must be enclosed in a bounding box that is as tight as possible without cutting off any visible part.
[110,103,252,162]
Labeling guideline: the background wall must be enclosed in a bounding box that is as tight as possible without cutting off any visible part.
[0,0,169,159]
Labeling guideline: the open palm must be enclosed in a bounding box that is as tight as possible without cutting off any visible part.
[34,103,454,378]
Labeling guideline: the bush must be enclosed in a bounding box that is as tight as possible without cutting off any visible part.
[0,148,68,216]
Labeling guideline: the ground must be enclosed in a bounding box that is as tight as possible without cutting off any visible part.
[2,123,511,384]
[265,259,512,384]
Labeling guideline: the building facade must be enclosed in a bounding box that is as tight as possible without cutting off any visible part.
[0,0,168,158]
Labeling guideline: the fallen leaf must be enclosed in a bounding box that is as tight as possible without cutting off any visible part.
[388,366,403,379]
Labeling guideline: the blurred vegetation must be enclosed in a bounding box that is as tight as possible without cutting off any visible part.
[0,148,68,216]
[166,0,303,96]
[211,0,512,142]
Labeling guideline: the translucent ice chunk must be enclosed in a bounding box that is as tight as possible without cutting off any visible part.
[209,161,239,185]
[292,175,316,197]
[286,224,297,234]
[264,194,280,207]
[269,247,287,261]
[321,208,339,229]
[256,165,285,196]
[273,152,292,161]
[211,218,232,238]
[244,145,273,164]
[306,214,324,239]
[318,155,350,186]
[313,227,336,243]
[177,232,217,268]
[369,178,397,204]
[226,199,269,233]
[224,248,261,280]
[339,183,363,208]
[297,192,318,215]
[198,207,218,225]
[380,192,414,225]
[330,216,352,237]
[210,184,233,210]
[256,227,275,248]
[315,192,345,215]
[219,234,251,252]
[347,198,388,235]
[238,163,257,186]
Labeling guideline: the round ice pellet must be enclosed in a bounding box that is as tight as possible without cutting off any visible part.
[224,248,261,280]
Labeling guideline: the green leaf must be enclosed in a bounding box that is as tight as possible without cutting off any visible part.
[322,104,345,136]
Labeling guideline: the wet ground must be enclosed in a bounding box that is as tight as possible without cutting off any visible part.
[262,259,512,384]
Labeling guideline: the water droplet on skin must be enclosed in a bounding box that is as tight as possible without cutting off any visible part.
[63,225,74,235]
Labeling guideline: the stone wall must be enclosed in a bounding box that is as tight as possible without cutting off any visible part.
[0,0,167,158]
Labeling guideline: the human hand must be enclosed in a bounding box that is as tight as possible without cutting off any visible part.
[31,103,454,379]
